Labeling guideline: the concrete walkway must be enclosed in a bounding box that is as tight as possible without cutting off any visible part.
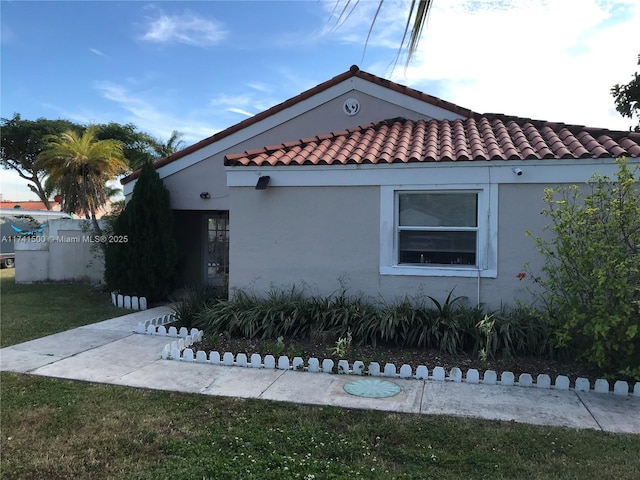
[1,306,639,434]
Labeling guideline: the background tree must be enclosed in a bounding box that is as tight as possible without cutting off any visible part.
[150,130,185,158]
[2,114,186,208]
[611,54,640,132]
[94,122,158,169]
[0,114,81,208]
[104,161,178,302]
[36,125,128,230]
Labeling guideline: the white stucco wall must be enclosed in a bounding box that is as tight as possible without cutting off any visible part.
[229,185,504,306]
[229,186,380,296]
[227,158,639,309]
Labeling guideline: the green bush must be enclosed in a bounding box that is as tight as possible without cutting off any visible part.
[528,158,640,379]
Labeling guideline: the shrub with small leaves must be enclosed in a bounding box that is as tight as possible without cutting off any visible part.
[527,158,640,379]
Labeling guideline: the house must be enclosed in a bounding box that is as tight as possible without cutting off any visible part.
[121,66,640,307]
[0,200,61,211]
[0,199,114,218]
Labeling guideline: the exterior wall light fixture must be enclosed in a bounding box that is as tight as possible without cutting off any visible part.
[255,176,270,190]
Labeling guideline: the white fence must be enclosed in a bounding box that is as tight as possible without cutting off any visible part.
[14,218,105,284]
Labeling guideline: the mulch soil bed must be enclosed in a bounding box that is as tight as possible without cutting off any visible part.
[195,334,625,388]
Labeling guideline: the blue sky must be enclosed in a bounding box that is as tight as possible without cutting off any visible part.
[2,0,639,200]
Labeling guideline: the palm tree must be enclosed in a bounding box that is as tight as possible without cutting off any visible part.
[151,130,185,159]
[337,0,434,67]
[37,125,128,227]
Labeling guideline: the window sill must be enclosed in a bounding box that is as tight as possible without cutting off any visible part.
[380,265,497,278]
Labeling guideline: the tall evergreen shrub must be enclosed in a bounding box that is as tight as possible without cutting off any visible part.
[105,161,178,301]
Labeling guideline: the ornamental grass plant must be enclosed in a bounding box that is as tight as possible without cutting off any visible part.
[193,286,552,359]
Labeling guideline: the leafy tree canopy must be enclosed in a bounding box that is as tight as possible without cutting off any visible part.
[1,114,185,206]
[611,54,640,132]
[0,114,81,208]
[94,122,158,169]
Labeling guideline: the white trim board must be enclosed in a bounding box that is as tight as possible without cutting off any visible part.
[379,184,498,279]
[226,157,638,188]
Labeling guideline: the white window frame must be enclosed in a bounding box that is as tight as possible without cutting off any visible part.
[380,184,497,278]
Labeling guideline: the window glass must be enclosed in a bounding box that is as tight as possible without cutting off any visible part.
[398,192,478,266]
[399,230,476,265]
[207,213,229,284]
[399,193,477,227]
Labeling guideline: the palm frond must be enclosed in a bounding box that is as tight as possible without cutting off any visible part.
[334,0,434,69]
[36,125,127,217]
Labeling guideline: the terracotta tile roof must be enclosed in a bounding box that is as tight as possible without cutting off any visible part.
[121,66,474,184]
[224,116,640,166]
[0,200,114,218]
[0,201,60,211]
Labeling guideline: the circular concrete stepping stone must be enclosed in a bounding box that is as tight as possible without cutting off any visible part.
[343,379,401,398]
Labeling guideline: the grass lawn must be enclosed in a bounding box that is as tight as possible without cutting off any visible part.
[1,268,639,479]
[0,268,122,347]
[2,372,640,480]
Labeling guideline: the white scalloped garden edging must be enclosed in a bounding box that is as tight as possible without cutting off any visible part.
[135,313,177,334]
[135,314,204,354]
[161,342,640,397]
[111,291,147,311]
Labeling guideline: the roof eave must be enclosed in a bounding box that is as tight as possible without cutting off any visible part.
[122,65,476,185]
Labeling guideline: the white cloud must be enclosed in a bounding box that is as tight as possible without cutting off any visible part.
[89,48,106,57]
[210,90,280,119]
[94,81,220,144]
[141,11,228,46]
[210,93,254,108]
[322,0,639,131]
[384,0,640,130]
[226,108,253,117]
[0,173,40,201]
[211,93,257,117]
[246,82,271,93]
[321,0,409,50]
[39,102,99,125]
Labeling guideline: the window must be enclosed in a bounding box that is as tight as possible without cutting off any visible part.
[398,192,478,266]
[379,185,497,278]
[206,213,229,285]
